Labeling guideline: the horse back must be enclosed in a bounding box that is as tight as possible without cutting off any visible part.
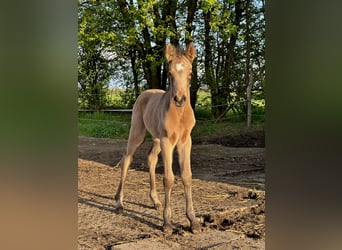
[133,89,165,113]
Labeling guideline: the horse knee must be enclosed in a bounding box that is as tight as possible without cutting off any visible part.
[148,145,160,165]
[181,173,192,186]
[163,175,174,189]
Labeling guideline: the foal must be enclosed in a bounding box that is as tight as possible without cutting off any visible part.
[114,43,201,234]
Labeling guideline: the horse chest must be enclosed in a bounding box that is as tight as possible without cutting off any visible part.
[162,109,195,145]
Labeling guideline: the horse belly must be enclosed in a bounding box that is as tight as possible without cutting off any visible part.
[142,97,163,138]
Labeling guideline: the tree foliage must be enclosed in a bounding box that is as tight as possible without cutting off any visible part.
[78,0,265,119]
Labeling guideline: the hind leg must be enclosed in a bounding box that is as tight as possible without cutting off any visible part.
[115,115,146,212]
[148,138,162,210]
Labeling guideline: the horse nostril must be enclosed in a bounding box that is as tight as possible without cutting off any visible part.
[174,95,186,107]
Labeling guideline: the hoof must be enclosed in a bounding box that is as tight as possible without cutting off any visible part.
[154,202,163,211]
[115,207,124,213]
[115,204,124,213]
[191,222,201,234]
[163,223,174,235]
[115,198,124,213]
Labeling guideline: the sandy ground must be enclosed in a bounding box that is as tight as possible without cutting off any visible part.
[78,133,265,249]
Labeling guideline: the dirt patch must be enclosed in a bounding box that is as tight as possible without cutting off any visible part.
[78,136,265,249]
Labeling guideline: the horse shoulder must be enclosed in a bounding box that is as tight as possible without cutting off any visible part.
[183,106,196,129]
[177,107,194,143]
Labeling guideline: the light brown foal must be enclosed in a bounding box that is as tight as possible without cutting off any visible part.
[114,43,201,234]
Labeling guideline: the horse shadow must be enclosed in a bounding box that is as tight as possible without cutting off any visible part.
[78,136,265,189]
[78,189,163,231]
[78,136,182,175]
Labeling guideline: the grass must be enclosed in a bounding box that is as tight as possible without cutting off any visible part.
[78,89,265,139]
[78,111,264,140]
[78,112,131,138]
[192,119,264,141]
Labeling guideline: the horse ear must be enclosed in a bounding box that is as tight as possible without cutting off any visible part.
[165,44,174,62]
[186,43,196,62]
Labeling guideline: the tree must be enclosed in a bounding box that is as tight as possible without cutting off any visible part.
[246,0,252,127]
[78,0,265,118]
[201,0,244,118]
[78,0,117,109]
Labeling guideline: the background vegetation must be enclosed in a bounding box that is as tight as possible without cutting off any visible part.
[78,0,265,137]
[78,89,264,139]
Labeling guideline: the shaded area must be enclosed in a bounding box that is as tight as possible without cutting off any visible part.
[78,135,265,190]
[194,129,265,148]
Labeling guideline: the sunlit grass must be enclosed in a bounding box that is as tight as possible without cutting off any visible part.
[78,89,265,139]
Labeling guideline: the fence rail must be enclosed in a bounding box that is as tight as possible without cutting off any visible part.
[78,113,265,124]
[78,99,264,112]
[78,109,133,113]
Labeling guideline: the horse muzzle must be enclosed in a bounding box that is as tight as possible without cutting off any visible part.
[174,95,186,107]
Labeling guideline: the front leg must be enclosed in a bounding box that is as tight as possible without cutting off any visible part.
[161,137,175,234]
[177,136,201,233]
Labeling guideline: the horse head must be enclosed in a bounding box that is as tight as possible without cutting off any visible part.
[165,43,196,107]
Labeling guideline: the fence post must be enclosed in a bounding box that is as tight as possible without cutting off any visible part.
[246,72,253,128]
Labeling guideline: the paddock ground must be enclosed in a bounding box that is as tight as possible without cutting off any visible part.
[78,132,265,249]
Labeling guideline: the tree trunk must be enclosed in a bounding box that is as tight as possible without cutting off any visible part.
[150,67,161,89]
[211,89,227,119]
[203,10,218,118]
[190,57,199,110]
[246,72,253,128]
[246,0,252,128]
[89,56,100,109]
[161,61,168,90]
[186,0,198,110]
[130,48,140,99]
